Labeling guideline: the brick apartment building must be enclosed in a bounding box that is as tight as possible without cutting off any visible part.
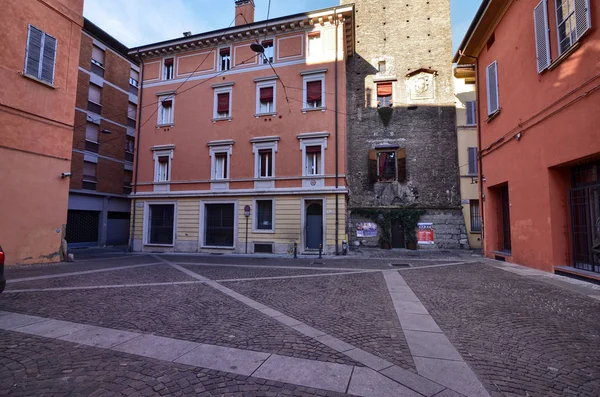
[455,0,600,275]
[0,0,83,264]
[67,19,140,248]
[128,1,353,255]
[341,0,467,249]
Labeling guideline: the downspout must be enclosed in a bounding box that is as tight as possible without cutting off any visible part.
[334,8,339,255]
[459,51,484,255]
[129,52,144,252]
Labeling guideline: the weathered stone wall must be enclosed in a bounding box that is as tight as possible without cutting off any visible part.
[342,0,468,249]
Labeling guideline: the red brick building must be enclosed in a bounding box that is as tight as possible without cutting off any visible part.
[67,19,139,247]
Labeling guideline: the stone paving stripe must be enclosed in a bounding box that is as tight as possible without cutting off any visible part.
[15,319,92,339]
[404,331,462,361]
[273,314,303,327]
[291,323,327,338]
[316,334,356,353]
[8,262,163,283]
[397,314,443,333]
[343,348,394,371]
[389,291,422,303]
[398,262,474,271]
[347,367,422,397]
[58,325,140,348]
[4,280,205,294]
[175,344,270,376]
[182,262,373,272]
[432,389,466,397]
[216,270,376,283]
[258,307,284,317]
[394,300,430,315]
[113,334,199,362]
[0,313,48,330]
[253,354,353,393]
[74,253,150,262]
[414,357,490,397]
[380,365,446,397]
[166,263,211,282]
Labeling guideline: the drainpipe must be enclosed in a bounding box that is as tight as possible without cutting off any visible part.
[129,53,144,252]
[334,8,340,255]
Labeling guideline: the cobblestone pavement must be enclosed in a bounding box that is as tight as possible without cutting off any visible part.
[402,263,600,397]
[223,272,415,372]
[0,251,598,396]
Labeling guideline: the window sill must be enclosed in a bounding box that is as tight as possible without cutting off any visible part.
[201,245,235,250]
[461,124,477,128]
[212,117,232,123]
[548,42,581,71]
[255,177,275,180]
[153,180,171,184]
[302,107,326,113]
[303,174,325,178]
[82,179,97,184]
[252,229,276,234]
[469,231,482,234]
[156,123,174,128]
[21,72,55,89]
[255,112,277,118]
[485,109,501,123]
[144,243,175,247]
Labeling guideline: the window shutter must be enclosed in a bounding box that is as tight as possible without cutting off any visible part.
[306,145,321,154]
[466,101,476,125]
[397,148,406,183]
[574,0,591,40]
[85,123,99,142]
[128,102,137,119]
[260,87,274,102]
[468,147,478,175]
[368,149,378,184]
[88,84,102,103]
[130,69,139,80]
[162,99,172,107]
[164,58,174,66]
[219,48,230,56]
[92,45,105,65]
[25,25,43,79]
[377,82,393,97]
[534,0,551,73]
[486,61,499,115]
[306,80,322,102]
[217,93,229,113]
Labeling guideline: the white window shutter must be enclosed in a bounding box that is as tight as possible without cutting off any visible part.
[534,0,551,73]
[40,34,57,84]
[486,61,499,115]
[25,25,43,78]
[574,0,591,40]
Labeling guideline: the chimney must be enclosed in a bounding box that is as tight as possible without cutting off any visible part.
[235,0,255,26]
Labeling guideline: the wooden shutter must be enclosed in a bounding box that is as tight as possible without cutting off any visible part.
[306,80,322,102]
[534,0,551,73]
[88,84,101,103]
[85,123,98,142]
[377,82,393,97]
[486,61,499,115]
[466,101,477,125]
[397,148,406,183]
[217,93,229,113]
[25,25,43,79]
[260,87,274,102]
[164,58,174,66]
[368,149,378,184]
[40,33,57,84]
[468,147,478,175]
[574,0,591,40]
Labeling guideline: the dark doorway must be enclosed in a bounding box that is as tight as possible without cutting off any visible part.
[499,185,512,252]
[205,203,235,247]
[66,210,99,246]
[391,219,405,248]
[305,201,323,250]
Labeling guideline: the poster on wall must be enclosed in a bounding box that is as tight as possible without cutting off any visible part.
[417,222,435,245]
[356,222,377,237]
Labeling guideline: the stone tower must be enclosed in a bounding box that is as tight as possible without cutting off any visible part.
[341,0,468,249]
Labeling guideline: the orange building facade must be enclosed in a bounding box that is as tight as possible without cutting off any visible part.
[128,2,353,255]
[455,0,600,274]
[0,0,83,264]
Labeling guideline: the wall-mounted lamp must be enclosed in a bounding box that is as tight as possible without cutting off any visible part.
[61,172,72,178]
[515,132,522,141]
[101,129,112,134]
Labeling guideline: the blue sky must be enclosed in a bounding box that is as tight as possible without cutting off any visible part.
[84,0,483,53]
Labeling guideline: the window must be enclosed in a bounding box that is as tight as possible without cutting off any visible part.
[258,86,275,114]
[214,87,232,119]
[378,61,386,73]
[258,149,273,177]
[377,82,393,108]
[91,45,105,77]
[214,153,228,179]
[128,102,137,128]
[125,136,135,162]
[466,101,477,125]
[534,0,552,73]
[305,80,323,108]
[368,148,406,183]
[205,203,235,247]
[255,200,274,231]
[85,123,99,153]
[470,200,482,232]
[262,40,274,64]
[305,145,322,176]
[468,147,478,175]
[158,96,174,125]
[82,161,97,190]
[486,61,499,115]
[555,0,591,55]
[123,170,133,194]
[129,69,139,87]
[148,204,175,245]
[155,156,170,182]
[24,25,57,85]
[88,84,102,114]
[308,31,321,57]
[219,48,231,71]
[163,58,174,80]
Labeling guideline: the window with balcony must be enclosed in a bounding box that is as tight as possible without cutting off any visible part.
[91,45,105,77]
[155,156,170,182]
[24,25,57,85]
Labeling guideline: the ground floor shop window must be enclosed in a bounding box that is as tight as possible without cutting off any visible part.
[205,203,235,247]
[148,204,175,245]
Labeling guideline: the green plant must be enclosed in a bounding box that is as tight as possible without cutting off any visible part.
[377,106,393,126]
[353,207,425,247]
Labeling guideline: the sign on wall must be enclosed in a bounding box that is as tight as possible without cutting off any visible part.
[417,222,435,245]
[356,222,377,237]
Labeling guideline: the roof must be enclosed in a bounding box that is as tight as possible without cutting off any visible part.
[128,4,355,58]
[83,18,138,64]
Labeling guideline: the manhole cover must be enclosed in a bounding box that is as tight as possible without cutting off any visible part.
[390,263,411,268]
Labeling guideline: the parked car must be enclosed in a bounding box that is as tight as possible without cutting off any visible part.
[0,245,5,293]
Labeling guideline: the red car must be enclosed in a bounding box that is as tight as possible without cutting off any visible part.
[0,246,5,293]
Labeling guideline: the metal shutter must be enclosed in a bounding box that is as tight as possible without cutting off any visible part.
[486,61,499,115]
[534,0,551,73]
[468,147,478,175]
[466,101,477,125]
[574,0,591,40]
[25,25,43,78]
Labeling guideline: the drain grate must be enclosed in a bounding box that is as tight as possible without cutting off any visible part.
[390,263,412,268]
